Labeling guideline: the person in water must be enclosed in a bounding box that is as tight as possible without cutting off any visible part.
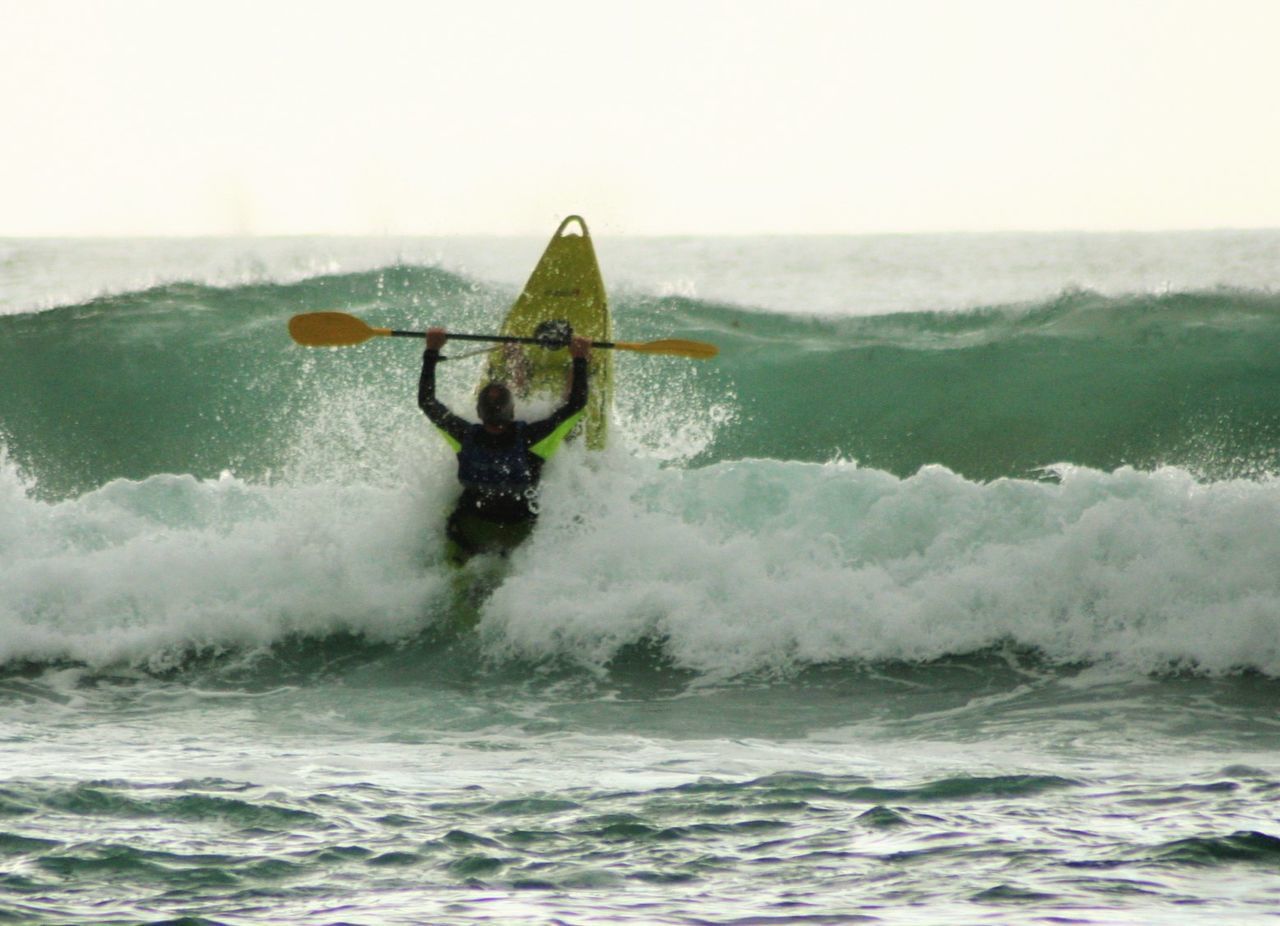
[419,327,591,563]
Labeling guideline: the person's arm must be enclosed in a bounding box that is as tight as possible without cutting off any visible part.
[524,337,590,452]
[418,328,470,450]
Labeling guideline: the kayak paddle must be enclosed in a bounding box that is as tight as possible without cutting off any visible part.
[288,312,719,360]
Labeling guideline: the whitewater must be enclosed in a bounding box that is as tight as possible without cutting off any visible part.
[2,231,1280,924]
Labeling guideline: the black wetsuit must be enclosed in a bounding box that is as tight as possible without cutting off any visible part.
[418,347,588,556]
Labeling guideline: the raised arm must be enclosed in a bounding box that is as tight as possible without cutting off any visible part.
[524,336,591,450]
[418,328,470,449]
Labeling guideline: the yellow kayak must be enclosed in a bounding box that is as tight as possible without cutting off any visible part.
[485,215,613,449]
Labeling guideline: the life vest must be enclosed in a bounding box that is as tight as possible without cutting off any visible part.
[456,423,535,493]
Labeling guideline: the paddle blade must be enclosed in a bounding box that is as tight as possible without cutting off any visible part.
[612,338,719,360]
[288,312,387,347]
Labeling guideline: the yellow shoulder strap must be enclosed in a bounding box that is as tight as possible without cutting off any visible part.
[529,411,584,460]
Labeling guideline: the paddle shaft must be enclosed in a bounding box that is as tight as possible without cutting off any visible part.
[287,312,717,358]
[384,328,625,350]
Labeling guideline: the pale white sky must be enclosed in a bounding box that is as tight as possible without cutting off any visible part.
[2,0,1278,236]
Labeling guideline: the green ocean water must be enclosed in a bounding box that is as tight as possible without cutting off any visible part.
[3,265,1280,499]
[3,236,1280,924]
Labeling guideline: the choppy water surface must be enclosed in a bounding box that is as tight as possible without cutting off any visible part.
[4,660,1280,925]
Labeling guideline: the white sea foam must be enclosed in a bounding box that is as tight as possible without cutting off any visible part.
[0,453,450,670]
[484,457,1280,678]
[4,438,1279,677]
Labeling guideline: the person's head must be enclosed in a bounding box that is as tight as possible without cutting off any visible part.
[476,382,515,427]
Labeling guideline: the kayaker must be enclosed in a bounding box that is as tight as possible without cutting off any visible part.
[419,327,590,563]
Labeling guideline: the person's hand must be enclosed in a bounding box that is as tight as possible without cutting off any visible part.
[569,335,591,360]
[426,327,447,351]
